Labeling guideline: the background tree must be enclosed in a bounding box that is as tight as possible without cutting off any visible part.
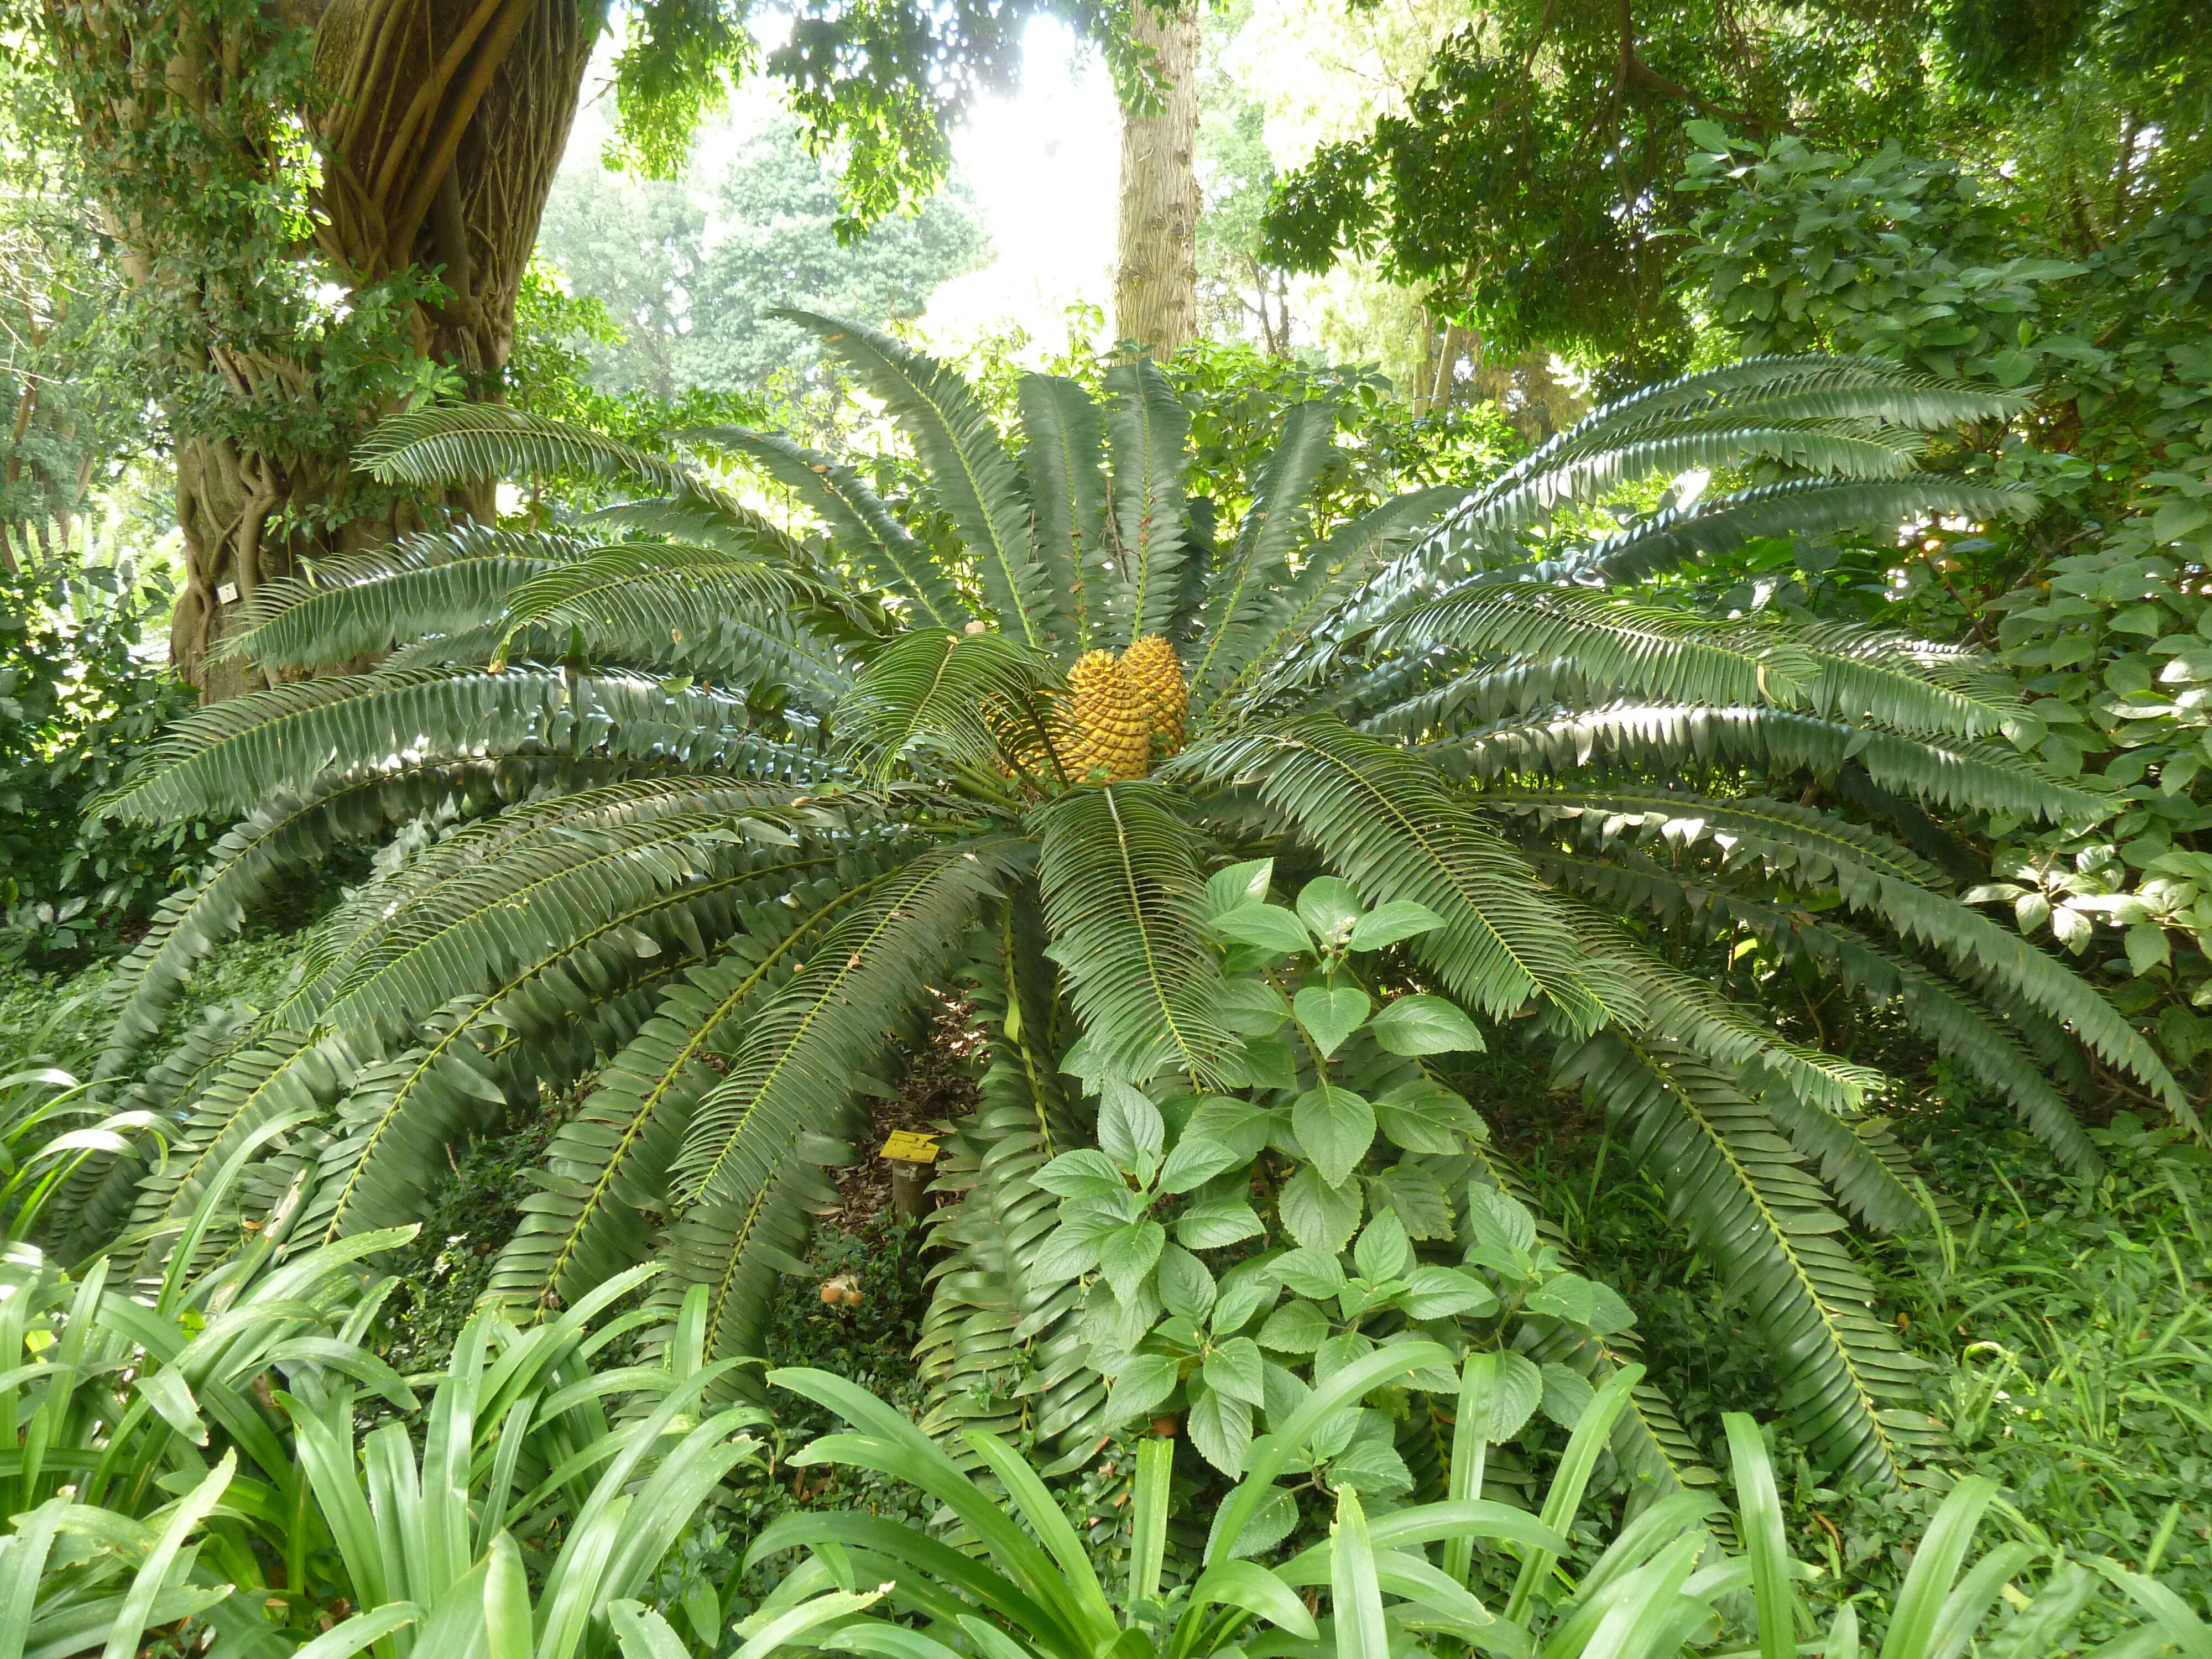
[34,0,1130,700]
[538,124,989,399]
[1115,1,1203,353]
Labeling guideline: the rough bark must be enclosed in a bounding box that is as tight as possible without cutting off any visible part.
[53,1,598,700]
[1113,3,1202,357]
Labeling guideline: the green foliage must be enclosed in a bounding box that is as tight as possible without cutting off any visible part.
[538,131,989,400]
[70,320,2161,1504]
[733,1356,2190,1658]
[0,550,210,965]
[1675,133,2212,1073]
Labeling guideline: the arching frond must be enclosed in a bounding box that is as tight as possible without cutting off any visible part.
[1173,721,1631,1034]
[662,838,1018,1374]
[1508,477,2039,588]
[777,309,1050,645]
[1427,701,2109,824]
[686,425,970,629]
[1189,400,1336,703]
[837,627,1061,784]
[1558,1032,1937,1488]
[1031,782,1234,1087]
[1103,357,1194,647]
[1198,486,1468,724]
[95,668,820,825]
[222,525,599,670]
[1019,372,1109,651]
[489,541,814,664]
[1377,588,2026,740]
[358,405,698,494]
[1541,850,2100,1170]
[482,857,909,1311]
[916,900,1101,1464]
[96,756,629,1079]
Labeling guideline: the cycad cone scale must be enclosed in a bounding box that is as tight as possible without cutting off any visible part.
[1057,636,1186,782]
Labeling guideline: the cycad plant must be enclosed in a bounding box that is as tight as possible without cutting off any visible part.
[71,315,2183,1501]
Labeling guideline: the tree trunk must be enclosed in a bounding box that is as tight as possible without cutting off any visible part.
[1113,3,1202,357]
[50,0,598,699]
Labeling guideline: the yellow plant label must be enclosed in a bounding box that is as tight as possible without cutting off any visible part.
[880,1131,941,1164]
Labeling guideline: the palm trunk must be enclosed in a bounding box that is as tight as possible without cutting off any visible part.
[49,0,598,698]
[1113,3,1202,357]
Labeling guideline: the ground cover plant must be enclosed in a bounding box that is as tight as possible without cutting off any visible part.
[39,313,2194,1547]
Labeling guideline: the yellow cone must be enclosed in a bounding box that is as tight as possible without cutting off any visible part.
[1058,649,1154,781]
[1120,634,1187,753]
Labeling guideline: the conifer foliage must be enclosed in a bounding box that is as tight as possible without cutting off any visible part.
[77,313,2180,1491]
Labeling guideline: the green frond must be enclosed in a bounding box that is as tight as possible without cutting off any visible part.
[95,756,625,1080]
[1189,400,1337,703]
[357,405,698,494]
[1540,849,2100,1170]
[686,425,970,629]
[1571,917,1921,1234]
[1514,478,2039,588]
[1103,358,1194,647]
[1172,721,1631,1035]
[1031,782,1235,1088]
[95,667,821,825]
[916,900,1102,1463]
[1018,372,1110,651]
[489,541,812,663]
[487,859,907,1312]
[661,839,1018,1373]
[837,627,1061,784]
[1449,425,1928,550]
[1558,1032,1936,1488]
[1197,486,1468,726]
[222,525,599,670]
[1427,701,2109,824]
[1492,787,1953,891]
[775,309,1050,645]
[671,837,1014,1208]
[1529,357,2022,457]
[1379,588,2026,740]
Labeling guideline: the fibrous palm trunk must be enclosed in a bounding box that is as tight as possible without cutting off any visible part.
[1113,2,1202,357]
[50,0,598,700]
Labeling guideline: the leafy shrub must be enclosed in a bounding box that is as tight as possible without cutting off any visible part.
[0,549,210,965]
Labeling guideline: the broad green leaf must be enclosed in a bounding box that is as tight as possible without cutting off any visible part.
[1353,1212,1416,1281]
[1158,1246,1218,1318]
[1188,1385,1255,1477]
[1035,1148,1134,1201]
[1370,994,1486,1056]
[1107,1355,1182,1425]
[1212,1272,1277,1334]
[1099,1220,1168,1300]
[1204,1337,1269,1408]
[1538,1362,1597,1430]
[1371,1083,1485,1153]
[1347,900,1446,951]
[1292,1086,1376,1186]
[1213,903,1313,956]
[1207,858,1275,916]
[1294,984,1372,1058]
[1296,878,1367,947]
[1215,979,1293,1036]
[1397,1265,1498,1319]
[1465,1184,1537,1255]
[1187,1094,1275,1157]
[1259,1298,1332,1353]
[1160,1135,1244,1193]
[1280,1165,1363,1251]
[1276,1245,1349,1299]
[1099,1080,1166,1172]
[1486,1352,1543,1442]
[1177,1198,1265,1248]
